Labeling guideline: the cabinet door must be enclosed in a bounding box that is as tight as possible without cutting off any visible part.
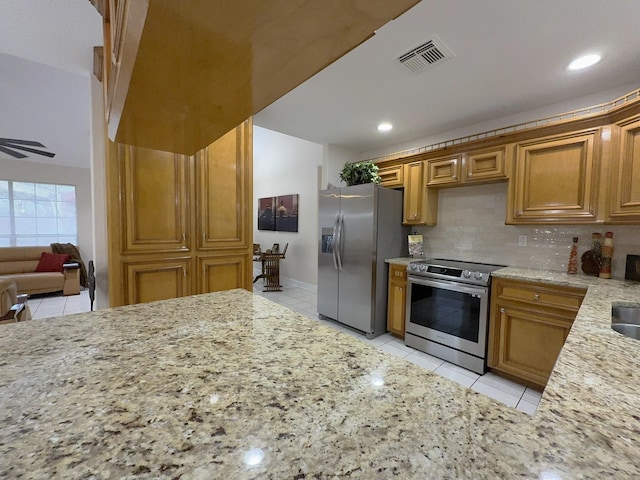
[403,161,437,225]
[508,129,601,223]
[426,155,462,187]
[387,264,407,336]
[378,165,404,188]
[608,118,640,222]
[124,257,190,305]
[463,147,507,183]
[195,120,252,250]
[197,254,250,293]
[119,145,190,253]
[488,304,573,387]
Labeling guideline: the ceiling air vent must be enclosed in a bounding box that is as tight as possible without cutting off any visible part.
[397,36,454,73]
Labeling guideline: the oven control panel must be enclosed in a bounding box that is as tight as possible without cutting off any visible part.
[407,259,500,286]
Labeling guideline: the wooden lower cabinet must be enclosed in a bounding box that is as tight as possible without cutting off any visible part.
[387,263,407,336]
[487,278,586,389]
[124,257,191,305]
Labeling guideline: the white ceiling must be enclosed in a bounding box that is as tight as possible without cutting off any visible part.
[2,0,640,168]
[254,0,640,156]
[0,0,102,168]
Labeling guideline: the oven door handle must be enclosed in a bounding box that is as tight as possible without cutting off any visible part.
[407,276,488,297]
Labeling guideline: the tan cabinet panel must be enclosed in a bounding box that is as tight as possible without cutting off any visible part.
[124,258,190,305]
[508,129,601,223]
[464,147,507,183]
[387,263,407,337]
[403,161,437,225]
[197,254,250,293]
[488,278,586,389]
[426,155,461,186]
[378,165,404,188]
[120,145,190,253]
[196,120,252,250]
[607,118,640,222]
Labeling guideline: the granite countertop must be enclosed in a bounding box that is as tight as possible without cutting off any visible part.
[385,257,414,266]
[1,281,639,478]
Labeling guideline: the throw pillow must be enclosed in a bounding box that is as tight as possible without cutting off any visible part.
[35,252,71,273]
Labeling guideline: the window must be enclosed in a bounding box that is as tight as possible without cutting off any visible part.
[0,180,77,247]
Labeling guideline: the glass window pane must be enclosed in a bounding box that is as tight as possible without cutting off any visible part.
[57,201,76,218]
[36,183,57,201]
[14,199,36,217]
[37,217,58,234]
[57,218,77,235]
[0,181,8,198]
[0,238,9,247]
[15,217,37,234]
[58,236,76,244]
[16,237,38,246]
[0,198,9,216]
[36,200,56,217]
[0,216,10,234]
[13,182,35,200]
[57,185,75,202]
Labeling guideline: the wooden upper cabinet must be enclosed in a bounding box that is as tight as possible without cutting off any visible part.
[607,117,640,223]
[463,146,508,183]
[426,155,462,186]
[195,120,252,250]
[403,161,437,225]
[378,165,404,188]
[119,144,190,253]
[507,129,601,224]
[427,147,507,187]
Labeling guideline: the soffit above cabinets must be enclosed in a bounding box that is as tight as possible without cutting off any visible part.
[105,0,420,155]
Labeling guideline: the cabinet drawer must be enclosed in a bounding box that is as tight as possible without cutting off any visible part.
[389,263,407,281]
[495,279,586,312]
[378,165,404,188]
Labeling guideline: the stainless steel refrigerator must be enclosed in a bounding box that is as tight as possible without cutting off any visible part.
[317,183,407,338]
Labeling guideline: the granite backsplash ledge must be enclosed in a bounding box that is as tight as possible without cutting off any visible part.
[411,183,640,279]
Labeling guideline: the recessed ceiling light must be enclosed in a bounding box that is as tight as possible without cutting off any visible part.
[377,122,393,132]
[568,54,601,71]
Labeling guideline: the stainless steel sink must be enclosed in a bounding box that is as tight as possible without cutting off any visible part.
[611,305,640,340]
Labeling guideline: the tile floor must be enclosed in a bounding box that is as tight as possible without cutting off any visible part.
[253,280,543,415]
[28,282,542,415]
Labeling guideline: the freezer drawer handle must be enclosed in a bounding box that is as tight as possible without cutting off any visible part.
[335,214,344,270]
[332,214,339,269]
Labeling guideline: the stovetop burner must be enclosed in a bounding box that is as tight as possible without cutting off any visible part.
[407,258,505,286]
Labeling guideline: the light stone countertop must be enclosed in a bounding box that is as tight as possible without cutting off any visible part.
[385,256,414,266]
[1,280,639,478]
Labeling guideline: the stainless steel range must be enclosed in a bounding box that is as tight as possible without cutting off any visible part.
[404,258,505,374]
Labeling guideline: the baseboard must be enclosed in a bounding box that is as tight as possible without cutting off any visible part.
[252,268,316,292]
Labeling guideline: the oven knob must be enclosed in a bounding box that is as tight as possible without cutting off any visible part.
[473,272,484,280]
[409,263,417,271]
[462,270,471,278]
[419,264,428,272]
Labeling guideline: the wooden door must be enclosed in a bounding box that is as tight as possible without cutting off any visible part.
[197,254,250,293]
[119,145,190,253]
[508,129,601,223]
[463,147,507,183]
[387,264,407,336]
[403,161,437,225]
[124,257,190,305]
[608,117,640,222]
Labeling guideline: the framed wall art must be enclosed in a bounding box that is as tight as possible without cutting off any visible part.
[275,194,299,232]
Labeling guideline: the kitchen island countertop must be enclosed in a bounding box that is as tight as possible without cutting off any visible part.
[1,283,639,478]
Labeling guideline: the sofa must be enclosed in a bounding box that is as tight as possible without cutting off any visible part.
[0,246,81,296]
[0,279,31,323]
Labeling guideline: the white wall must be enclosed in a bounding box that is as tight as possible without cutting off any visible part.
[0,158,92,264]
[322,144,359,189]
[253,126,323,285]
[90,74,108,310]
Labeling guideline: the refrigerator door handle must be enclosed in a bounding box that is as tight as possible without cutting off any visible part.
[336,214,344,270]
[331,214,339,269]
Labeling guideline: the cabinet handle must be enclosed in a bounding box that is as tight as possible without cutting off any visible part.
[500,308,505,313]
[533,294,540,300]
[399,288,403,292]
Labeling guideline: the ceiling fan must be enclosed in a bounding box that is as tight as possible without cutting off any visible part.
[0,138,55,159]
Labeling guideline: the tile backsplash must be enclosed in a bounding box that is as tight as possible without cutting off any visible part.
[413,183,640,280]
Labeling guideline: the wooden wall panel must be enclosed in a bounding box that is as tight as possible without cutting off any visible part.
[124,258,190,305]
[197,255,249,293]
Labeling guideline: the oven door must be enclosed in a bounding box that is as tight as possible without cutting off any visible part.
[405,275,489,358]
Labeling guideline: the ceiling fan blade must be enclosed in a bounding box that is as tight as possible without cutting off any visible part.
[0,145,28,158]
[0,138,46,147]
[2,143,55,158]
